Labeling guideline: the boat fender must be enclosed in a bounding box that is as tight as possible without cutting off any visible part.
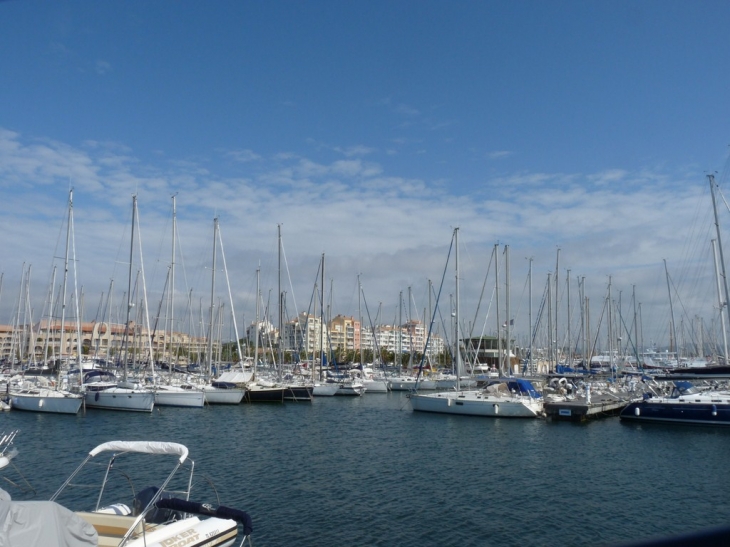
[635,407,640,416]
[712,405,718,417]
[493,404,499,415]
[95,391,100,401]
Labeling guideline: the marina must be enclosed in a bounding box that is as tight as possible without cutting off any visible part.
[1,390,730,546]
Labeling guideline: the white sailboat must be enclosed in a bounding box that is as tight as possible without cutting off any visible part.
[10,190,82,415]
[150,196,205,408]
[410,231,543,418]
[84,196,154,413]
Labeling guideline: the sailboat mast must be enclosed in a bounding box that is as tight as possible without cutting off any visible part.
[57,190,73,384]
[505,245,510,376]
[555,248,560,366]
[709,174,730,364]
[664,259,679,366]
[358,274,363,366]
[207,217,218,377]
[255,266,260,376]
[278,224,283,376]
[528,257,533,375]
[454,228,461,388]
[320,253,325,380]
[170,195,177,371]
[494,243,500,375]
[122,195,137,382]
[711,239,729,362]
[567,269,571,368]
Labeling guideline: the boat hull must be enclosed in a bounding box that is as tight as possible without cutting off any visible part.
[313,383,339,396]
[202,386,245,404]
[363,379,389,392]
[620,400,730,426]
[410,390,542,418]
[244,386,285,403]
[284,385,314,401]
[10,391,82,415]
[154,388,205,408]
[84,388,155,412]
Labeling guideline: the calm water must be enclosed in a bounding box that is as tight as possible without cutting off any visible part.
[3,392,730,546]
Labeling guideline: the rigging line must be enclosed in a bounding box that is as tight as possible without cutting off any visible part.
[510,262,530,330]
[467,245,495,340]
[280,236,301,325]
[415,229,455,386]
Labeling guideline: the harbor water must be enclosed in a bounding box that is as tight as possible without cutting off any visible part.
[3,392,730,546]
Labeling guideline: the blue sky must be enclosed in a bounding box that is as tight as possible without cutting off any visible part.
[1,1,730,353]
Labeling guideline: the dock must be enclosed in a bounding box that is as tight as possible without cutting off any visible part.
[544,392,634,422]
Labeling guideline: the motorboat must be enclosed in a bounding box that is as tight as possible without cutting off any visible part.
[50,440,252,547]
[620,381,730,425]
[410,379,544,418]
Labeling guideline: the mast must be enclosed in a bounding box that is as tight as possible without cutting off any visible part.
[712,239,729,363]
[255,266,260,378]
[494,243,501,375]
[528,257,533,375]
[709,174,730,363]
[278,224,283,377]
[555,248,560,366]
[121,195,137,382]
[358,274,363,366]
[57,190,74,384]
[505,245,510,376]
[320,253,325,380]
[454,228,461,388]
[567,269,571,368]
[664,259,679,366]
[206,217,218,377]
[170,195,177,371]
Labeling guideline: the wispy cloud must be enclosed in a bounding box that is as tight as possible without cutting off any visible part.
[0,128,716,346]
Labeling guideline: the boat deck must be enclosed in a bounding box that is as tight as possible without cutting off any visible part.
[544,393,636,422]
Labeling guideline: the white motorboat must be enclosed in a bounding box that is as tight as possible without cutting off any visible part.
[50,440,252,547]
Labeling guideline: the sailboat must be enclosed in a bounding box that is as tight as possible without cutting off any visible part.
[10,190,83,415]
[83,195,154,413]
[409,230,543,418]
[150,196,204,408]
[196,217,247,404]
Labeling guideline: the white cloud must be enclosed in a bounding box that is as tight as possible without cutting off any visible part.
[0,127,719,349]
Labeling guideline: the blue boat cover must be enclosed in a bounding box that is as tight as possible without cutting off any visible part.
[506,379,542,398]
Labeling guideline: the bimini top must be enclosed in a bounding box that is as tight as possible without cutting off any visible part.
[89,441,189,464]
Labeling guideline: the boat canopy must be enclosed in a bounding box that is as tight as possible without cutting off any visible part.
[89,441,189,463]
[506,379,542,399]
